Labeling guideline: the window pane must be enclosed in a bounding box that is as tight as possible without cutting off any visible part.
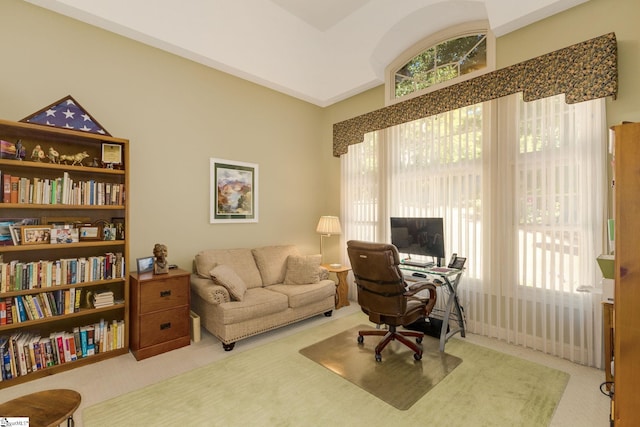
[395,34,487,98]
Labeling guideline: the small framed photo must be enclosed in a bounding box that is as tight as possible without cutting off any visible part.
[51,226,80,244]
[21,225,51,245]
[137,256,154,274]
[79,225,101,241]
[103,226,116,241]
[111,217,125,240]
[101,143,123,165]
[9,225,21,245]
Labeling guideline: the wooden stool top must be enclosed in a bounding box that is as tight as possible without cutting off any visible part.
[0,389,81,427]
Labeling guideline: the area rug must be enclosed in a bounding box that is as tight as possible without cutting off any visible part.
[299,324,462,410]
[83,313,569,427]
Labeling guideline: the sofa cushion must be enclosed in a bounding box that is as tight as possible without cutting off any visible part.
[267,280,335,308]
[210,265,247,301]
[252,245,299,286]
[195,248,263,288]
[284,254,321,285]
[216,288,289,325]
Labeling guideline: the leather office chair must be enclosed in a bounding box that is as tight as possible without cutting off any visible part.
[347,240,437,361]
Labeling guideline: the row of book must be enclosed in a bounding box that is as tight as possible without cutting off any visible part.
[0,318,125,381]
[1,171,125,206]
[0,252,124,292]
[0,287,119,325]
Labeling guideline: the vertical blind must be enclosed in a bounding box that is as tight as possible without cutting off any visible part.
[340,93,606,367]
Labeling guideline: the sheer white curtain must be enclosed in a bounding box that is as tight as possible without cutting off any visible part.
[341,93,607,367]
[484,93,607,366]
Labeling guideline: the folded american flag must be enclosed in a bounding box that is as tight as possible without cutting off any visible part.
[21,95,111,136]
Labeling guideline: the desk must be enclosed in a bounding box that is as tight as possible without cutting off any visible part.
[401,265,466,351]
[322,264,351,309]
[0,389,81,426]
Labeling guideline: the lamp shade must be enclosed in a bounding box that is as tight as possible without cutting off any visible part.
[316,216,342,235]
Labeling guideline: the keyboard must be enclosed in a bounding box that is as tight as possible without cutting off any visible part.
[401,260,435,268]
[429,267,458,273]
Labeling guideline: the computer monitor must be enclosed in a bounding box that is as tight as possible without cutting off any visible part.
[390,217,445,266]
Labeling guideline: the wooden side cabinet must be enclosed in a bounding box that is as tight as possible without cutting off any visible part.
[130,268,190,360]
[611,122,640,426]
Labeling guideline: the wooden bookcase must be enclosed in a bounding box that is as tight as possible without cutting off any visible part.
[0,118,129,388]
[610,122,640,426]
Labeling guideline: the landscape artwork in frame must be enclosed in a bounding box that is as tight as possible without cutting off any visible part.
[210,158,258,223]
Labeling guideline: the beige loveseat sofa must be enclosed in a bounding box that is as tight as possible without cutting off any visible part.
[190,245,336,351]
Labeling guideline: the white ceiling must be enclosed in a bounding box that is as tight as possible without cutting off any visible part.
[24,0,587,107]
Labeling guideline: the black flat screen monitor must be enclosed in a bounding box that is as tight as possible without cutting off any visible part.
[390,217,445,266]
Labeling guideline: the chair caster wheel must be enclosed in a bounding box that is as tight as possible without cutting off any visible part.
[416,337,423,344]
[375,353,382,362]
[357,335,364,344]
[414,352,423,361]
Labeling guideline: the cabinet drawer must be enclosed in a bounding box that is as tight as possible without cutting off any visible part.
[139,306,190,348]
[139,276,189,313]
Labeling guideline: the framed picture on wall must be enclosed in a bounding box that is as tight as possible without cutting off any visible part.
[210,158,259,223]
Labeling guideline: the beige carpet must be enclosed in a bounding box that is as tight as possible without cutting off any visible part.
[299,324,462,410]
[83,313,569,426]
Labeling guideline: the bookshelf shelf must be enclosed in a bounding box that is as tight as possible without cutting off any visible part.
[0,240,125,253]
[0,303,126,333]
[0,158,125,175]
[0,203,125,210]
[0,278,124,298]
[0,118,129,389]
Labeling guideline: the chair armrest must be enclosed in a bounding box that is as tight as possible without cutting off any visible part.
[405,281,437,295]
[405,281,437,317]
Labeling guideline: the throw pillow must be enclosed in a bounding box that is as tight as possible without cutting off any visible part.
[284,254,321,285]
[209,264,247,301]
[252,245,299,285]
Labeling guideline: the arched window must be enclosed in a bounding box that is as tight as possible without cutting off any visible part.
[385,21,495,105]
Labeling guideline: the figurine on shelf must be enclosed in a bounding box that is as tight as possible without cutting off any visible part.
[14,139,25,160]
[59,151,90,166]
[153,243,169,275]
[31,144,45,162]
[47,147,59,163]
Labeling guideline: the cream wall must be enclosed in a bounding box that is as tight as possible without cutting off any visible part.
[1,0,638,270]
[0,0,329,269]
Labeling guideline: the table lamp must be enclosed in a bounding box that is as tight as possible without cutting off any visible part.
[316,215,342,265]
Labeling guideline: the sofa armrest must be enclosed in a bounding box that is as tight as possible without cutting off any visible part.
[190,274,231,305]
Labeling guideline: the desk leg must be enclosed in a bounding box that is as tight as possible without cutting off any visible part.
[438,275,466,352]
[335,270,350,309]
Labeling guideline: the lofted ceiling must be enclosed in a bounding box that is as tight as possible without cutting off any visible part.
[24,0,588,107]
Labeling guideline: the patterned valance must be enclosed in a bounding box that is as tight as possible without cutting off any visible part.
[333,32,617,157]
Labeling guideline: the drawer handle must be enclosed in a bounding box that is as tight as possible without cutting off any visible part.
[160,322,172,330]
[160,290,172,297]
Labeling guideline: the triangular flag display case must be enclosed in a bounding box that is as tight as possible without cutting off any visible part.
[20,95,111,136]
[0,115,129,389]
